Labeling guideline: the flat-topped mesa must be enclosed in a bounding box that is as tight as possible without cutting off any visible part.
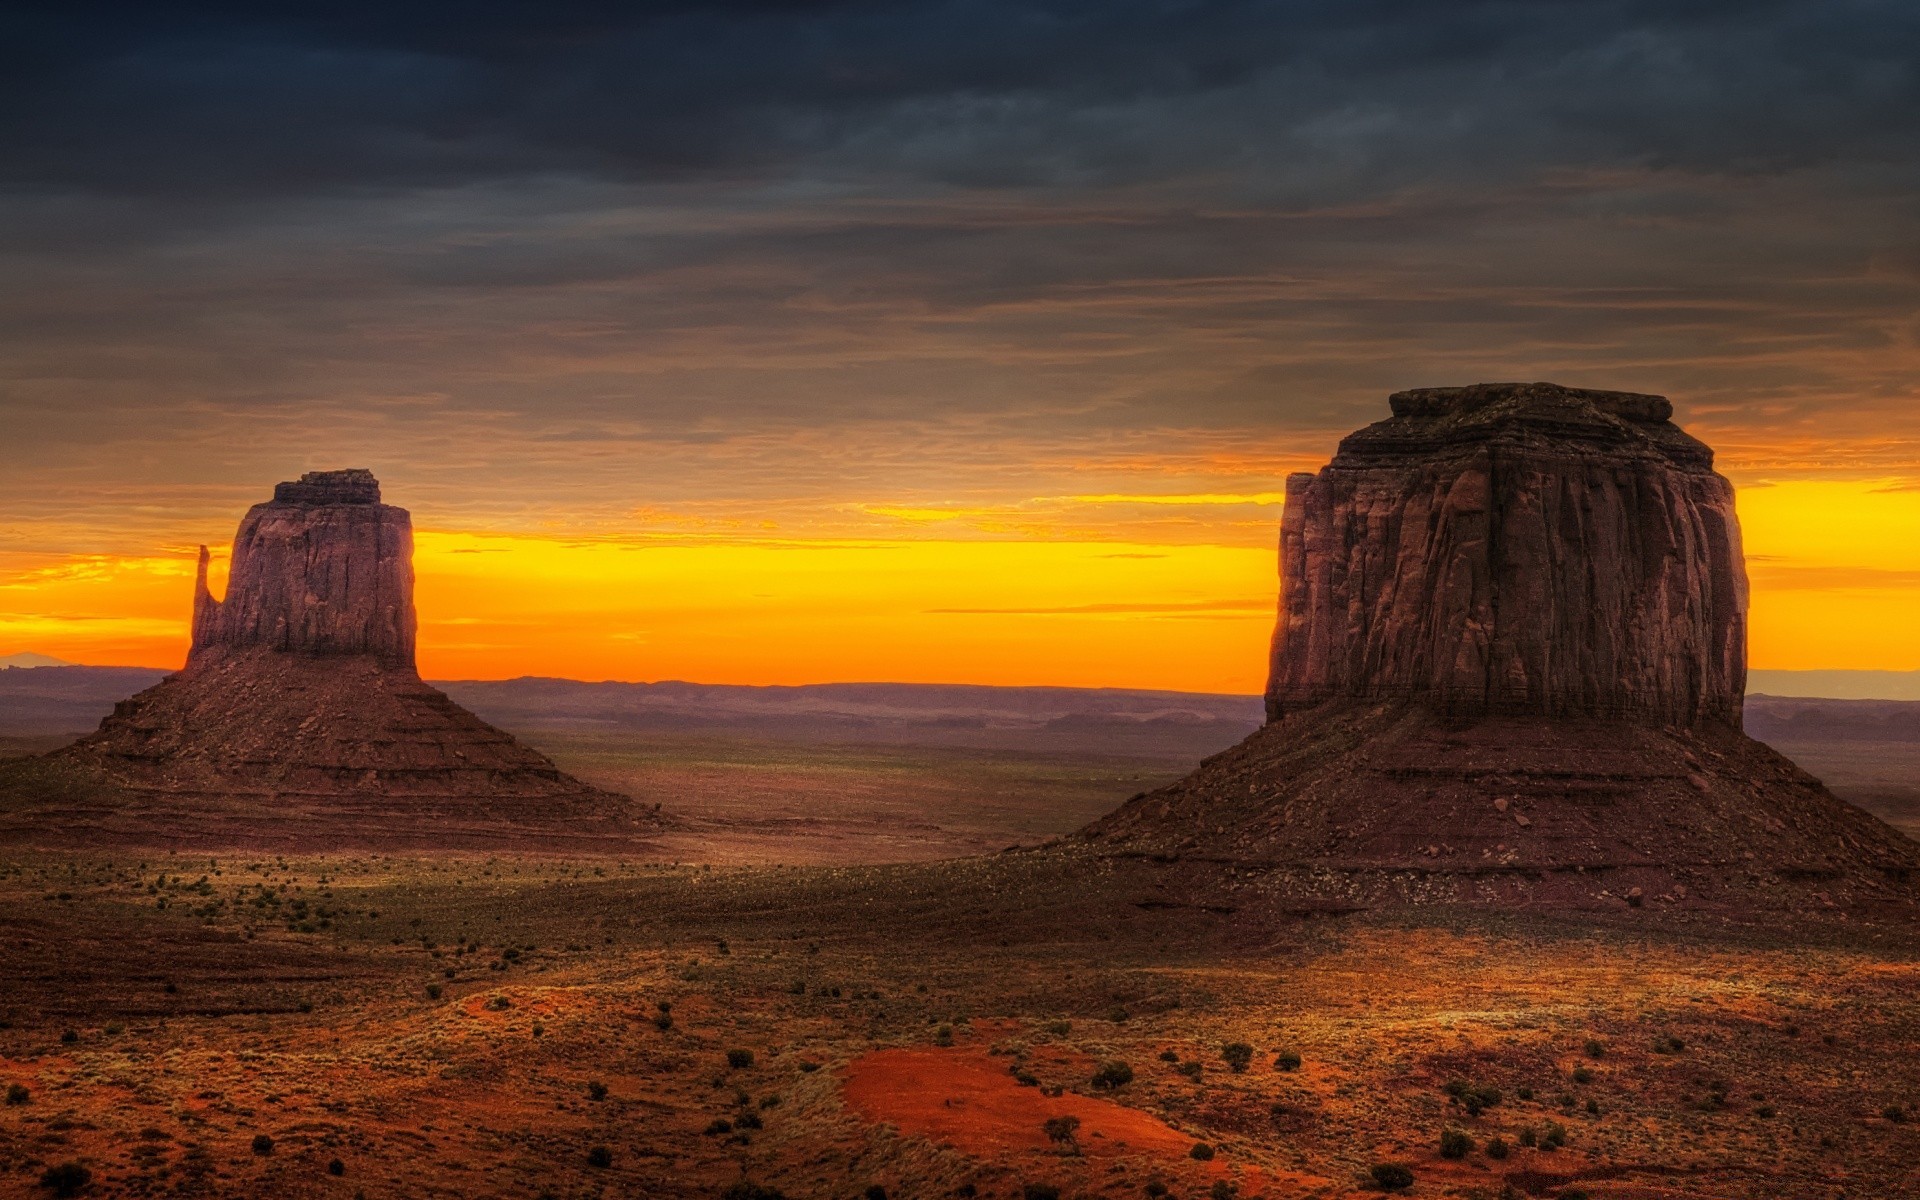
[191,468,416,668]
[1268,382,1748,727]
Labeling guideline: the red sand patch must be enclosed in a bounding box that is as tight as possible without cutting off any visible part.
[843,1046,1201,1159]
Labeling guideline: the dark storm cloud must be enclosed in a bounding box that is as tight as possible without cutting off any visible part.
[2,0,1918,548]
[6,1,1916,201]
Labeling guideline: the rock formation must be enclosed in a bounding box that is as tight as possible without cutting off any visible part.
[2,470,658,850]
[1268,384,1746,726]
[191,468,415,665]
[1087,384,1920,915]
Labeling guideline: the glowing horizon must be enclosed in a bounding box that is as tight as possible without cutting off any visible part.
[4,478,1914,692]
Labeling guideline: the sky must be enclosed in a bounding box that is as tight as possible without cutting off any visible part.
[2,0,1918,690]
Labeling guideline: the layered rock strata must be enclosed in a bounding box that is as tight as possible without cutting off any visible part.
[1087,383,1919,915]
[192,468,415,665]
[1268,383,1746,725]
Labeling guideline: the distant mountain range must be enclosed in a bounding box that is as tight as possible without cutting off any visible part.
[0,665,1265,752]
[3,663,1919,746]
[0,652,74,669]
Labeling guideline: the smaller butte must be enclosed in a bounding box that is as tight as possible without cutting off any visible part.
[0,469,660,851]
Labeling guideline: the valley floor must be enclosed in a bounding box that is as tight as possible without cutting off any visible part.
[2,853,1918,1199]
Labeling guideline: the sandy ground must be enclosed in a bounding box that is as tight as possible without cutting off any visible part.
[2,853,1918,1199]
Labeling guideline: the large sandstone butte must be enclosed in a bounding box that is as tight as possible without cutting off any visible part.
[0,470,657,850]
[1087,383,1920,914]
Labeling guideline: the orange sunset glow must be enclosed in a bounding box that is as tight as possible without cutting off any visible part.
[4,478,1916,689]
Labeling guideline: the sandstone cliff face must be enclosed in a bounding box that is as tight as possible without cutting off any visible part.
[1267,383,1748,727]
[1085,383,1919,915]
[192,468,416,667]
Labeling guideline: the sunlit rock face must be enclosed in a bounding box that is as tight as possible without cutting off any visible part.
[192,468,416,667]
[1267,383,1748,727]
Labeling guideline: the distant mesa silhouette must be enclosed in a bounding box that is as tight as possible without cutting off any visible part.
[0,469,659,851]
[1086,383,1920,914]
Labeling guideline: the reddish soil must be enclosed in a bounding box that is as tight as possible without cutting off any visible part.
[844,1046,1199,1158]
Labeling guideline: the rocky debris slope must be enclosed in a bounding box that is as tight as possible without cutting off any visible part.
[1086,384,1920,916]
[1,470,657,850]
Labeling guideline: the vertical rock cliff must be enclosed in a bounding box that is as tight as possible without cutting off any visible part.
[1267,383,1747,726]
[191,468,416,666]
[1087,383,1918,915]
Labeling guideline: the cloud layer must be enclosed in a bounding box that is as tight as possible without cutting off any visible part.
[2,1,1917,677]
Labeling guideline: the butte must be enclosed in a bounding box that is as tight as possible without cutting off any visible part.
[1084,383,1920,916]
[0,469,656,851]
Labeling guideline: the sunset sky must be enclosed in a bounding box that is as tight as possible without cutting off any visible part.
[3,1,1918,690]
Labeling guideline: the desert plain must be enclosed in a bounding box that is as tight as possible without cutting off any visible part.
[2,738,1918,1200]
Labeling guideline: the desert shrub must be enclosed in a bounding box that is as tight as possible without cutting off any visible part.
[1583,1039,1606,1058]
[787,979,805,994]
[1222,1042,1254,1073]
[1517,1086,1535,1101]
[1653,1035,1685,1054]
[587,1081,608,1101]
[1884,1105,1908,1123]
[759,1094,781,1109]
[1485,1135,1509,1160]
[587,1145,613,1168]
[1369,1163,1414,1191]
[1013,1070,1040,1087]
[60,1029,78,1044]
[1544,1121,1569,1148]
[1189,1142,1215,1161]
[326,1157,345,1175]
[1106,1005,1130,1023]
[425,983,442,1000]
[1519,1126,1538,1148]
[798,1061,820,1073]
[653,1011,674,1031]
[1043,1115,1081,1145]
[1560,1191,1590,1200]
[1445,1079,1502,1115]
[5,1083,27,1105]
[1571,1066,1594,1085]
[251,1134,274,1155]
[1043,1020,1072,1036]
[1585,1097,1600,1115]
[1756,1104,1776,1119]
[1274,1050,1302,1072]
[1145,1184,1169,1198]
[1023,1186,1061,1200]
[38,1162,91,1197]
[1439,1128,1473,1159]
[486,995,511,1011]
[705,1119,734,1135]
[1158,1049,1180,1063]
[723,1184,787,1200]
[1178,1062,1203,1081]
[1092,1061,1134,1090]
[736,1111,763,1131]
[531,1021,545,1039]
[727,1049,755,1070]
[1212,1183,1240,1200]
[864,1188,888,1200]
[934,1025,954,1047]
